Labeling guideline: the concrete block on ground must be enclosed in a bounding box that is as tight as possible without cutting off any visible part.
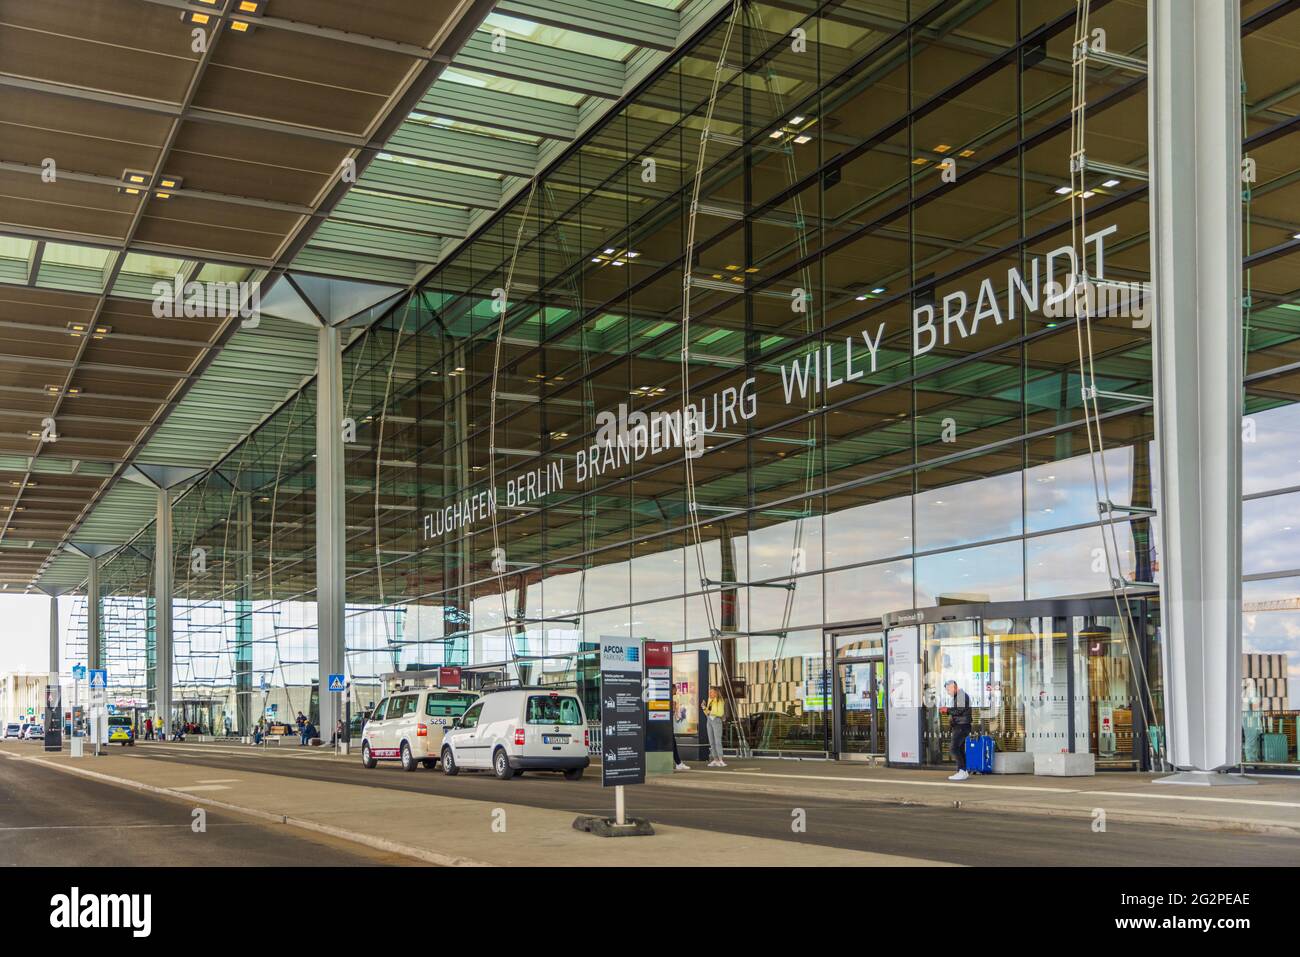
[992,751,1035,774]
[1034,752,1096,776]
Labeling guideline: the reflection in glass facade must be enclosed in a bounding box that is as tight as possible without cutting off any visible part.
[79,0,1300,767]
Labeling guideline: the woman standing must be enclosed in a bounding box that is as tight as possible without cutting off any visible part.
[704,686,727,767]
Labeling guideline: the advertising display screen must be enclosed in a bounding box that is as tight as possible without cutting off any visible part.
[671,651,701,737]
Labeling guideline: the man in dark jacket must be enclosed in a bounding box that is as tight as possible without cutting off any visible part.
[944,679,972,781]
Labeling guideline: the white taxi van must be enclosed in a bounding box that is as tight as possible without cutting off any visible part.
[440,688,590,780]
[360,688,479,771]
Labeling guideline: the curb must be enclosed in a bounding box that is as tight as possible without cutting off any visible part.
[648,775,1300,837]
[5,752,492,867]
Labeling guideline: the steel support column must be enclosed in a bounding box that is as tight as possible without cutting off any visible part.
[154,486,175,732]
[315,323,346,744]
[87,558,101,672]
[1148,0,1244,778]
[49,595,59,676]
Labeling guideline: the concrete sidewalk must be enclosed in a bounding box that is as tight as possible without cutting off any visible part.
[650,758,1300,835]
[126,740,1300,835]
[0,743,949,867]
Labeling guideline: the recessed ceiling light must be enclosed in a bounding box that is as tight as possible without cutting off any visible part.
[119,169,152,195]
[855,294,868,301]
[791,115,806,124]
[1054,185,1072,195]
[1080,190,1096,199]
[1102,178,1120,188]
[933,144,951,153]
[793,135,812,144]
[155,174,183,199]
[871,286,886,294]
[768,130,784,139]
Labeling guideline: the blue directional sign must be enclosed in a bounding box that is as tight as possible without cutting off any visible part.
[327,673,345,693]
[88,669,107,690]
[72,664,86,680]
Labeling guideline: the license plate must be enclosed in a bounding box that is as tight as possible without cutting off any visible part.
[543,735,569,744]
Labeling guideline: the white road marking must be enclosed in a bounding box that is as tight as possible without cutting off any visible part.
[196,778,241,784]
[690,769,1300,810]
[176,784,231,792]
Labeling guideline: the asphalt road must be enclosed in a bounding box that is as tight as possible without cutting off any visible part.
[0,754,415,867]
[104,745,1300,866]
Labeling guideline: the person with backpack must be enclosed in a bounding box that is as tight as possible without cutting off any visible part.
[943,679,972,781]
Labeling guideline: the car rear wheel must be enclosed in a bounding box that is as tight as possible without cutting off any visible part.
[493,748,515,780]
[564,767,584,781]
[441,746,458,775]
[400,741,416,771]
[361,742,377,769]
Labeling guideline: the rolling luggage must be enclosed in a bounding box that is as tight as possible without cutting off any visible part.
[964,733,996,774]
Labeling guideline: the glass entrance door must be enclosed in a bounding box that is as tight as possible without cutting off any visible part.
[880,598,1154,769]
[831,630,884,758]
[921,618,983,766]
[836,660,884,755]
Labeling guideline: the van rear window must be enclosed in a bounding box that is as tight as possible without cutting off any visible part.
[525,695,583,725]
[426,694,476,717]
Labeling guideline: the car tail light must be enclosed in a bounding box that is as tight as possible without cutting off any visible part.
[514,728,526,746]
[416,723,428,737]
[584,728,590,748]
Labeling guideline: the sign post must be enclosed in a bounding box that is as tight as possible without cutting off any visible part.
[43,675,62,753]
[327,673,346,754]
[573,637,653,837]
[88,669,107,757]
[644,641,674,775]
[70,665,85,757]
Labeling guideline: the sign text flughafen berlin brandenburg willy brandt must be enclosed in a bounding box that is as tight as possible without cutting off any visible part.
[422,224,1145,542]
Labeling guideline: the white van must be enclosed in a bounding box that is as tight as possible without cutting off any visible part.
[440,688,590,780]
[360,688,479,771]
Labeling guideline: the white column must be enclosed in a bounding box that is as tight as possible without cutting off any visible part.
[155,487,174,730]
[315,323,346,741]
[49,594,59,676]
[87,558,101,672]
[1148,0,1244,775]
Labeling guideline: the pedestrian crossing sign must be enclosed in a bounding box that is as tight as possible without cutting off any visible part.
[327,674,345,692]
[89,669,107,690]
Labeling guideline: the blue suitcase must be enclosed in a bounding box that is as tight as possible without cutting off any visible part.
[964,733,996,774]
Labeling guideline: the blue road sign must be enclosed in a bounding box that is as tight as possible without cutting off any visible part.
[88,669,107,690]
[72,664,86,680]
[327,674,345,693]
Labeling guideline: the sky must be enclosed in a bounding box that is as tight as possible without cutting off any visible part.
[0,594,72,675]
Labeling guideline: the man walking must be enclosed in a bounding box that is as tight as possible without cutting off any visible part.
[944,679,972,781]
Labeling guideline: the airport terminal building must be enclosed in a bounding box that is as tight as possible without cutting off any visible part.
[6,0,1297,775]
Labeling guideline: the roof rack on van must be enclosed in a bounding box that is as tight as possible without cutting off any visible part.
[480,681,579,694]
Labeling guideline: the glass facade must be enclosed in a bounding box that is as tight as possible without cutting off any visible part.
[77,0,1299,768]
